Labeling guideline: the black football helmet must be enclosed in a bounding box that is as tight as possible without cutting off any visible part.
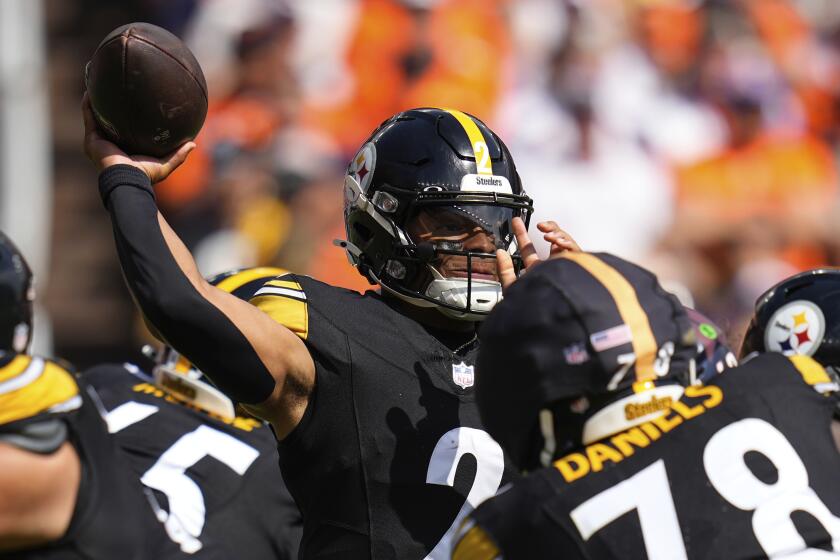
[685,307,737,383]
[338,108,533,321]
[476,253,697,472]
[741,269,840,374]
[145,266,287,419]
[0,231,34,354]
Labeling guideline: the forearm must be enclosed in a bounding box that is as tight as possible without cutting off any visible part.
[98,165,276,404]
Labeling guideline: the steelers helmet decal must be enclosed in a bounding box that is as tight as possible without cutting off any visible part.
[348,142,377,194]
[764,300,826,357]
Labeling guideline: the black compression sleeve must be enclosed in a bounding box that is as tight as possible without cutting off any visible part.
[98,164,275,404]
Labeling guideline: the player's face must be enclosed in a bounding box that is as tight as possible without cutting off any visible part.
[406,207,505,282]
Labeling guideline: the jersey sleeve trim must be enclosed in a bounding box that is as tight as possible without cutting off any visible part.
[452,518,503,560]
[0,357,82,426]
[788,355,839,394]
[250,276,309,340]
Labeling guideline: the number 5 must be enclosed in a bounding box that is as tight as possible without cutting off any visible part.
[106,402,260,554]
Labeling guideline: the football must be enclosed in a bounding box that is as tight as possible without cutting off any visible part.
[85,22,208,157]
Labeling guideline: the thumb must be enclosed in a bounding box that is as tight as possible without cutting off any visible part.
[156,142,196,181]
[496,249,517,291]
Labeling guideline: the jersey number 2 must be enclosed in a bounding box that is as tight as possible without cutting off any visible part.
[570,418,840,559]
[424,427,505,560]
[106,401,260,554]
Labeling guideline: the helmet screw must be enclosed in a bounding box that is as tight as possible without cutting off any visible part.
[386,260,407,279]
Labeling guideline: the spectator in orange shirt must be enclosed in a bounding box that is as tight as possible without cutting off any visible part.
[304,0,511,154]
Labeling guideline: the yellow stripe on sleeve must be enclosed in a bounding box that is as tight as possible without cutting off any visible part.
[264,278,305,292]
[251,294,309,340]
[561,253,659,383]
[215,267,289,294]
[788,355,832,387]
[443,108,493,175]
[0,360,80,426]
[452,524,502,560]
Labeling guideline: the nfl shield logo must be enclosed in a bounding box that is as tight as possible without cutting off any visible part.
[452,361,475,389]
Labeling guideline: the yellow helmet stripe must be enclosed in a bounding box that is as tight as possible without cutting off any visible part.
[561,253,658,384]
[788,355,832,386]
[443,108,493,175]
[214,266,289,294]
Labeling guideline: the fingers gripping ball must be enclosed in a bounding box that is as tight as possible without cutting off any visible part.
[85,22,208,157]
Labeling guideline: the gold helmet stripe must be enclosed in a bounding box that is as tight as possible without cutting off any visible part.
[443,108,493,175]
[561,253,658,385]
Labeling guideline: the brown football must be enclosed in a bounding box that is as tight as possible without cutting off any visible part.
[85,22,208,157]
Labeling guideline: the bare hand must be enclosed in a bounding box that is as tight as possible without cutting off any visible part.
[82,92,195,183]
[496,217,580,290]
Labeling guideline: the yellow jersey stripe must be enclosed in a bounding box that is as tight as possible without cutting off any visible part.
[252,294,309,340]
[0,354,33,383]
[264,278,304,292]
[452,524,502,560]
[562,253,658,383]
[788,355,832,386]
[0,360,80,425]
[443,108,493,175]
[215,267,289,294]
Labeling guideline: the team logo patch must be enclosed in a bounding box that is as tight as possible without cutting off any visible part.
[563,342,590,365]
[452,361,475,389]
[764,300,825,357]
[348,142,376,193]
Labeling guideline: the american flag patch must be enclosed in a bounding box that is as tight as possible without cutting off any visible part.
[590,324,633,352]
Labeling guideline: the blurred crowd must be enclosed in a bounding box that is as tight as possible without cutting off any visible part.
[48,0,840,363]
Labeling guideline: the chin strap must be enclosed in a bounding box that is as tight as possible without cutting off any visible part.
[581,384,686,445]
[153,367,236,421]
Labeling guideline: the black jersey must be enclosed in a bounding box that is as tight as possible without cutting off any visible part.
[250,274,517,559]
[80,363,302,560]
[0,354,163,559]
[453,353,840,560]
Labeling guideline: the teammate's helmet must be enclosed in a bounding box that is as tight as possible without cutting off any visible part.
[147,267,287,419]
[741,269,840,375]
[685,307,737,383]
[339,108,533,321]
[0,231,34,354]
[476,253,697,472]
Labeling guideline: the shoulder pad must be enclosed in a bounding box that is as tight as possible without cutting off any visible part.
[0,355,82,426]
[250,274,308,340]
[452,517,502,560]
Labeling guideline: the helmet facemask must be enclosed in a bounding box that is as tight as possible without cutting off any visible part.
[341,173,532,321]
[149,343,236,420]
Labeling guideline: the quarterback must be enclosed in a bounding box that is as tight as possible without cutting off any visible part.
[82,95,577,558]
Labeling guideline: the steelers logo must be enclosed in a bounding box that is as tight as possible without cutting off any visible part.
[764,300,825,357]
[348,142,377,193]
